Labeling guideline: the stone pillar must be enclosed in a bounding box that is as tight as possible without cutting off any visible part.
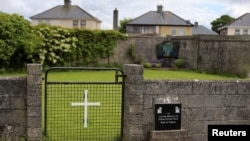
[123,64,144,141]
[26,64,42,141]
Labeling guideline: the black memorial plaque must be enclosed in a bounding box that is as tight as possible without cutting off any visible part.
[155,104,181,130]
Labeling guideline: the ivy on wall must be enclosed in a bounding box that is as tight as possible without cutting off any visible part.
[32,24,127,67]
[32,24,78,66]
[72,29,127,66]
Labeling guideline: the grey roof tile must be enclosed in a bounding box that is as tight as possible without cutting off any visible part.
[127,11,193,26]
[193,25,218,35]
[30,5,101,22]
[219,13,250,30]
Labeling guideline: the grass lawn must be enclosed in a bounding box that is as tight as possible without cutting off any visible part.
[143,69,245,80]
[0,68,246,80]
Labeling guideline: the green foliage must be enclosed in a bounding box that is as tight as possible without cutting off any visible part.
[127,44,136,61]
[143,62,152,68]
[155,63,161,68]
[210,15,235,33]
[0,12,43,68]
[236,69,248,78]
[173,59,186,68]
[127,44,143,64]
[118,18,133,33]
[32,24,77,66]
[72,29,127,66]
[0,12,127,69]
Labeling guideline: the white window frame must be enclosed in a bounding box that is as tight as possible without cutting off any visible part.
[179,28,185,36]
[243,29,248,35]
[171,28,177,36]
[235,29,240,35]
[73,20,79,28]
[81,20,86,28]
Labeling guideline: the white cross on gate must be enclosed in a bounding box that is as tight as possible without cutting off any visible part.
[71,89,101,128]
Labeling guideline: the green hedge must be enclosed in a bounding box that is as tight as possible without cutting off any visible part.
[0,12,127,69]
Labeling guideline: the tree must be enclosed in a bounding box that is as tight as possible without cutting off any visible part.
[118,18,133,33]
[0,12,43,68]
[210,15,235,33]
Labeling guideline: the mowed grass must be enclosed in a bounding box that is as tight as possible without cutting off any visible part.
[143,69,244,80]
[0,68,245,80]
[45,68,243,81]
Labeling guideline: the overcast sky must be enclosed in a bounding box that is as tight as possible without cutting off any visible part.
[1,0,250,29]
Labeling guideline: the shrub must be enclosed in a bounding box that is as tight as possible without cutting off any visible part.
[237,69,249,78]
[155,63,161,68]
[144,62,152,68]
[173,59,186,68]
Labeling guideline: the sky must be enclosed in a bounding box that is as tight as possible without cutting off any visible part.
[1,0,250,30]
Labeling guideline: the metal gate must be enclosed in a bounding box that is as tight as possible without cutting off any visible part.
[43,67,125,141]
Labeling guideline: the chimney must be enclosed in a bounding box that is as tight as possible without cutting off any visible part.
[113,8,119,31]
[195,22,198,27]
[157,5,163,13]
[64,0,71,8]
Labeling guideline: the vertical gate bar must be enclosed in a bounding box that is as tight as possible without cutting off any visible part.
[44,69,49,137]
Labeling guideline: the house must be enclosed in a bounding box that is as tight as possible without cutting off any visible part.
[218,13,250,35]
[30,0,101,29]
[192,22,218,35]
[126,5,194,36]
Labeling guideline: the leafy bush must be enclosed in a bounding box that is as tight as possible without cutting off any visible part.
[173,59,186,68]
[155,63,161,68]
[236,69,249,78]
[32,24,77,66]
[72,29,127,66]
[0,12,127,69]
[144,62,152,68]
[0,12,43,68]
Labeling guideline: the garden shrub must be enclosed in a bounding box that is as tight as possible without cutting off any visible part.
[173,59,186,68]
[144,62,152,68]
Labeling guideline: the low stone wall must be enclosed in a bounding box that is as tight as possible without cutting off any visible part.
[122,64,250,141]
[1,64,249,141]
[0,64,42,141]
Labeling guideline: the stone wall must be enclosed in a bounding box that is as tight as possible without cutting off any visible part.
[0,64,42,141]
[106,35,250,75]
[123,64,250,141]
[1,63,249,141]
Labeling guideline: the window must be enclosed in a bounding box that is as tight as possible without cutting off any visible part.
[81,20,86,28]
[73,20,79,28]
[235,29,240,35]
[45,20,50,25]
[134,27,140,33]
[141,26,146,33]
[179,28,185,36]
[171,29,176,36]
[243,29,248,35]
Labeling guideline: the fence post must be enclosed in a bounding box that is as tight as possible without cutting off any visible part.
[26,64,42,141]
